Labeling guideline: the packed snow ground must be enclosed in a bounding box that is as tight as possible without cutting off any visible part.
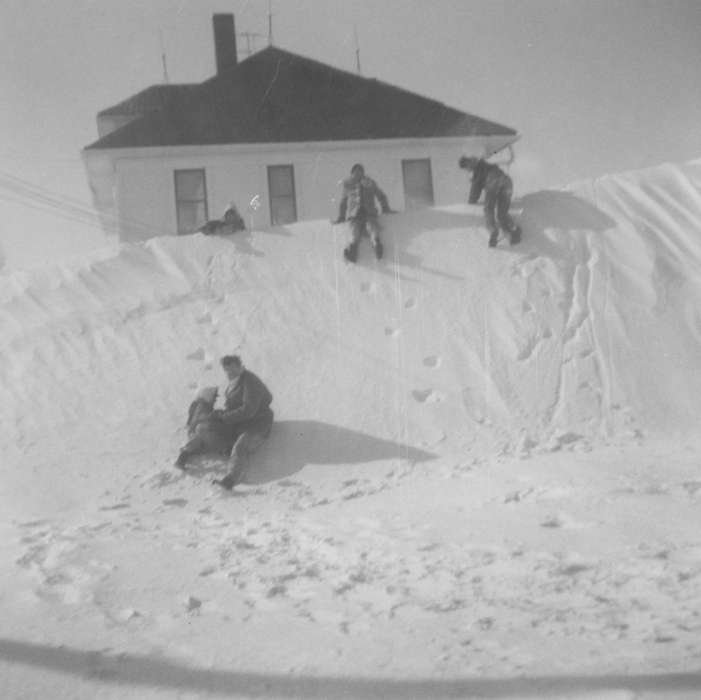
[2,160,701,699]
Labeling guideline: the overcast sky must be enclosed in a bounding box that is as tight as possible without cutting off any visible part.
[1,0,700,265]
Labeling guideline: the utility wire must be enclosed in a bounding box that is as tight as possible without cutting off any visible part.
[0,169,175,239]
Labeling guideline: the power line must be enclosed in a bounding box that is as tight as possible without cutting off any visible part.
[0,170,173,239]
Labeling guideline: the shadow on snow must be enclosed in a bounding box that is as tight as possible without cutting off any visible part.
[0,638,699,699]
[184,419,437,484]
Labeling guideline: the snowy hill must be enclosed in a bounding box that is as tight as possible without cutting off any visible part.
[2,160,701,698]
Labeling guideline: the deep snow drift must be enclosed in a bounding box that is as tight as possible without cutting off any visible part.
[2,159,701,699]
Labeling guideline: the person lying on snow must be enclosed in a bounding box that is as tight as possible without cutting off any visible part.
[333,163,395,262]
[175,355,274,490]
[458,156,521,248]
[198,203,246,235]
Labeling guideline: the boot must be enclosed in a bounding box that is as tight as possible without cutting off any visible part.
[343,242,358,263]
[213,473,237,490]
[488,233,498,248]
[174,450,190,470]
[373,240,384,260]
[509,226,522,245]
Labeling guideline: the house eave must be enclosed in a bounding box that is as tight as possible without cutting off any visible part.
[82,133,520,161]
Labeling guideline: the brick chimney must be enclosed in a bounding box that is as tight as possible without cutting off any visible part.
[213,14,237,74]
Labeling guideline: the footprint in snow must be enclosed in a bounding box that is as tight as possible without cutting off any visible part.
[540,512,591,529]
[412,388,443,404]
[556,562,592,576]
[423,355,441,368]
[162,498,188,508]
[144,470,185,488]
[682,481,701,497]
[98,501,131,511]
[360,282,376,294]
[385,327,401,337]
[404,298,417,309]
[186,347,205,361]
[17,520,51,530]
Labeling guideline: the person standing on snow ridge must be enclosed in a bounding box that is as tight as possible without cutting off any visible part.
[175,355,274,490]
[459,156,521,248]
[333,163,394,262]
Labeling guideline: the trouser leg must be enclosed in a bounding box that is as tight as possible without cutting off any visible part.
[496,183,519,241]
[484,193,499,246]
[217,410,273,488]
[182,422,234,454]
[365,217,383,258]
[177,421,236,468]
[226,431,266,483]
[350,218,365,244]
[344,218,364,262]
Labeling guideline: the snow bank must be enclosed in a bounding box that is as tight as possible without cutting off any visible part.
[3,159,701,490]
[3,159,701,695]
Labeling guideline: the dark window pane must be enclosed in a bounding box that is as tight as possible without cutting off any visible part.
[268,166,294,197]
[268,165,297,224]
[175,169,207,235]
[271,197,296,225]
[175,170,206,200]
[402,159,434,209]
[177,202,207,234]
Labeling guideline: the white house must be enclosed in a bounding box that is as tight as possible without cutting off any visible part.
[83,14,519,241]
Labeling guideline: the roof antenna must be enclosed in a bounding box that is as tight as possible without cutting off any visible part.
[238,31,260,56]
[353,25,361,74]
[268,0,273,46]
[159,30,170,83]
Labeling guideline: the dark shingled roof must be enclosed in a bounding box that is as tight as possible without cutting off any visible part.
[98,84,200,118]
[86,46,517,150]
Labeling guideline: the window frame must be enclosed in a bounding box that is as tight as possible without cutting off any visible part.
[267,164,298,225]
[174,168,209,235]
[401,158,435,209]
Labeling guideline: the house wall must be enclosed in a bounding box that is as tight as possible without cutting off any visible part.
[83,135,517,242]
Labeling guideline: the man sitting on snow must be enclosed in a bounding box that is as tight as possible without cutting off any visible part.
[459,156,522,248]
[175,355,274,490]
[333,163,394,262]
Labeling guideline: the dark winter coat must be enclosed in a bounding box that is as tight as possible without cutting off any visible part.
[337,175,391,221]
[223,207,246,231]
[217,369,273,434]
[468,159,513,205]
[199,207,245,235]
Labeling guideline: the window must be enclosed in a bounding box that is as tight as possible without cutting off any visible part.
[267,165,297,225]
[402,158,434,209]
[174,169,208,235]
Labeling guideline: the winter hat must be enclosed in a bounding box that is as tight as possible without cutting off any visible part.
[195,386,218,404]
[458,156,479,171]
[350,163,365,176]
